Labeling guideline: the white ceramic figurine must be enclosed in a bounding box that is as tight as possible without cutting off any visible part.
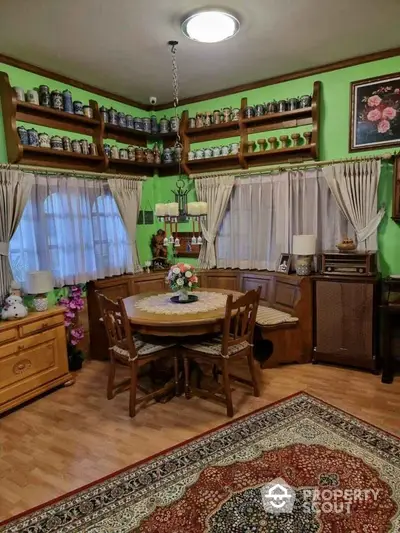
[1,294,28,320]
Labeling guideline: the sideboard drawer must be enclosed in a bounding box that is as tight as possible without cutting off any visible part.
[19,313,64,338]
[0,327,68,406]
[0,326,18,345]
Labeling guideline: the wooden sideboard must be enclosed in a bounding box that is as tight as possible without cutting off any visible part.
[0,307,73,415]
[88,269,312,362]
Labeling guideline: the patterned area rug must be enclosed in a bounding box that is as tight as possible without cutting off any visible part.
[1,393,399,533]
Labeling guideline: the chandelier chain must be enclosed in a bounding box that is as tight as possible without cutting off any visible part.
[170,41,182,177]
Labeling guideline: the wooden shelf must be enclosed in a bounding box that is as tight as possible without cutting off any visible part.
[243,144,316,166]
[242,107,312,134]
[184,154,242,174]
[107,157,180,177]
[16,101,100,135]
[19,145,106,171]
[186,121,240,143]
[104,123,176,147]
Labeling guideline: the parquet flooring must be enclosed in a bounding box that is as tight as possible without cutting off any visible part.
[0,359,399,521]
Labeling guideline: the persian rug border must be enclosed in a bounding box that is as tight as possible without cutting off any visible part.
[1,391,399,532]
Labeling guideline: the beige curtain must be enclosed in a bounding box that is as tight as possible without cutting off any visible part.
[0,169,34,301]
[108,178,143,272]
[195,175,234,269]
[323,160,384,250]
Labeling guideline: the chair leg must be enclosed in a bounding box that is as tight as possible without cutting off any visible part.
[129,359,139,418]
[173,354,180,396]
[221,358,234,417]
[247,350,260,397]
[183,356,191,399]
[107,354,116,400]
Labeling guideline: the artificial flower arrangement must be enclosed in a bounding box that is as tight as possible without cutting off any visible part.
[167,263,198,301]
[59,285,85,370]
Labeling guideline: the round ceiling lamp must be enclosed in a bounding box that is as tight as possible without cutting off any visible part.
[181,10,240,43]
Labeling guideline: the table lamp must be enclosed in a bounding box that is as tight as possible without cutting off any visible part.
[292,235,316,276]
[26,271,54,311]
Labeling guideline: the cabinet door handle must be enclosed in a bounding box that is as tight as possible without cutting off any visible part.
[41,322,49,328]
[18,344,25,351]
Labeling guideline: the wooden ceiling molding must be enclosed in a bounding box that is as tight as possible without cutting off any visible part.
[0,53,150,111]
[154,46,400,110]
[1,46,400,112]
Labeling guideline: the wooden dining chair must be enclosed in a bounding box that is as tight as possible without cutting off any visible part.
[182,287,261,417]
[96,291,178,417]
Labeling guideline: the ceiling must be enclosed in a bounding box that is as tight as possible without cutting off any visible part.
[1,0,400,105]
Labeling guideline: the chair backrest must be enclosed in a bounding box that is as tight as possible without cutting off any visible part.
[220,287,261,357]
[96,291,137,359]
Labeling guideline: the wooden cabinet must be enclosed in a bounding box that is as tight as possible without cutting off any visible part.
[0,308,72,415]
[132,272,167,294]
[313,275,379,371]
[202,270,239,291]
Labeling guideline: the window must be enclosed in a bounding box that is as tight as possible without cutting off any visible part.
[216,170,353,271]
[10,175,133,287]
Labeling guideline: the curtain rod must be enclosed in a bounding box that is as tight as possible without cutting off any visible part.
[0,163,147,181]
[189,151,396,179]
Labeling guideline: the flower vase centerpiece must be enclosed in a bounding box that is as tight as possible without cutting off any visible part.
[168,263,199,303]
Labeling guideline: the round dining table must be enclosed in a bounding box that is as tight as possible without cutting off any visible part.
[123,288,243,337]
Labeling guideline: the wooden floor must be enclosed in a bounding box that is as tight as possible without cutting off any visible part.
[0,359,399,522]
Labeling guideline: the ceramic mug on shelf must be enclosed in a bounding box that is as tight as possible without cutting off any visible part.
[73,101,84,115]
[232,107,240,121]
[62,136,72,151]
[14,87,25,101]
[299,95,312,108]
[170,116,180,132]
[159,117,170,133]
[212,110,221,124]
[188,150,195,160]
[126,114,134,129]
[204,147,212,158]
[83,106,94,119]
[51,90,63,111]
[127,145,135,160]
[142,117,151,133]
[244,106,255,119]
[80,139,89,154]
[72,139,82,153]
[188,117,196,129]
[150,115,158,133]
[26,89,39,105]
[39,132,51,148]
[27,128,39,146]
[163,147,173,163]
[118,112,127,128]
[212,146,221,157]
[103,144,111,157]
[50,135,63,150]
[111,145,119,159]
[230,142,239,154]
[89,143,98,156]
[255,104,264,117]
[100,106,109,123]
[108,108,118,124]
[134,117,143,131]
[221,145,230,156]
[17,126,29,145]
[119,148,129,160]
[195,148,205,159]
[63,90,73,114]
[38,85,50,107]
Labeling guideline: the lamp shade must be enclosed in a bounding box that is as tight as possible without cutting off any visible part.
[292,235,316,256]
[26,271,54,294]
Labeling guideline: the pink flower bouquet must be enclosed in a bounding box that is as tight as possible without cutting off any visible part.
[167,263,198,301]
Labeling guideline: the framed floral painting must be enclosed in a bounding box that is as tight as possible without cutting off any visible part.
[350,72,400,151]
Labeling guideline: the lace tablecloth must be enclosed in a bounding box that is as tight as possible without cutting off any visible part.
[135,291,228,315]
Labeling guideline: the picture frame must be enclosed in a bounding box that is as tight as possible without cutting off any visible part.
[276,253,293,275]
[349,72,400,152]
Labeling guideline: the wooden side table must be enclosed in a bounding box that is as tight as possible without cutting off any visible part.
[380,277,400,384]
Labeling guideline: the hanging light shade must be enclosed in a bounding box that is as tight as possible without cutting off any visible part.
[197,235,203,245]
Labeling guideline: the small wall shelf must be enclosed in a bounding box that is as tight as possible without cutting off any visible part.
[107,157,180,177]
[20,145,106,171]
[180,80,321,175]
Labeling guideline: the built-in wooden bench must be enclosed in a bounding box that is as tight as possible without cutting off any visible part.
[87,269,312,366]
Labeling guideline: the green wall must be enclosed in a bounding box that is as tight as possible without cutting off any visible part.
[1,57,400,274]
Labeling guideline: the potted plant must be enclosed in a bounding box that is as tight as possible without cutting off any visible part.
[167,263,198,302]
[59,286,85,371]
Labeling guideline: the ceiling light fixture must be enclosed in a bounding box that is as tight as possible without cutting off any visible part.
[181,10,240,43]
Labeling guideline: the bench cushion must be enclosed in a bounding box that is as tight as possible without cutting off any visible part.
[256,306,299,327]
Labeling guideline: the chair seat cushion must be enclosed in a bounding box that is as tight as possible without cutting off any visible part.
[111,336,175,361]
[182,335,249,358]
[256,306,299,327]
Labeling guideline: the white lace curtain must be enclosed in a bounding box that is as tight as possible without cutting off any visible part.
[217,169,353,270]
[323,160,384,250]
[10,174,133,287]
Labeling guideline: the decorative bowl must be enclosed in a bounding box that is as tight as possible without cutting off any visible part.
[336,242,357,252]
